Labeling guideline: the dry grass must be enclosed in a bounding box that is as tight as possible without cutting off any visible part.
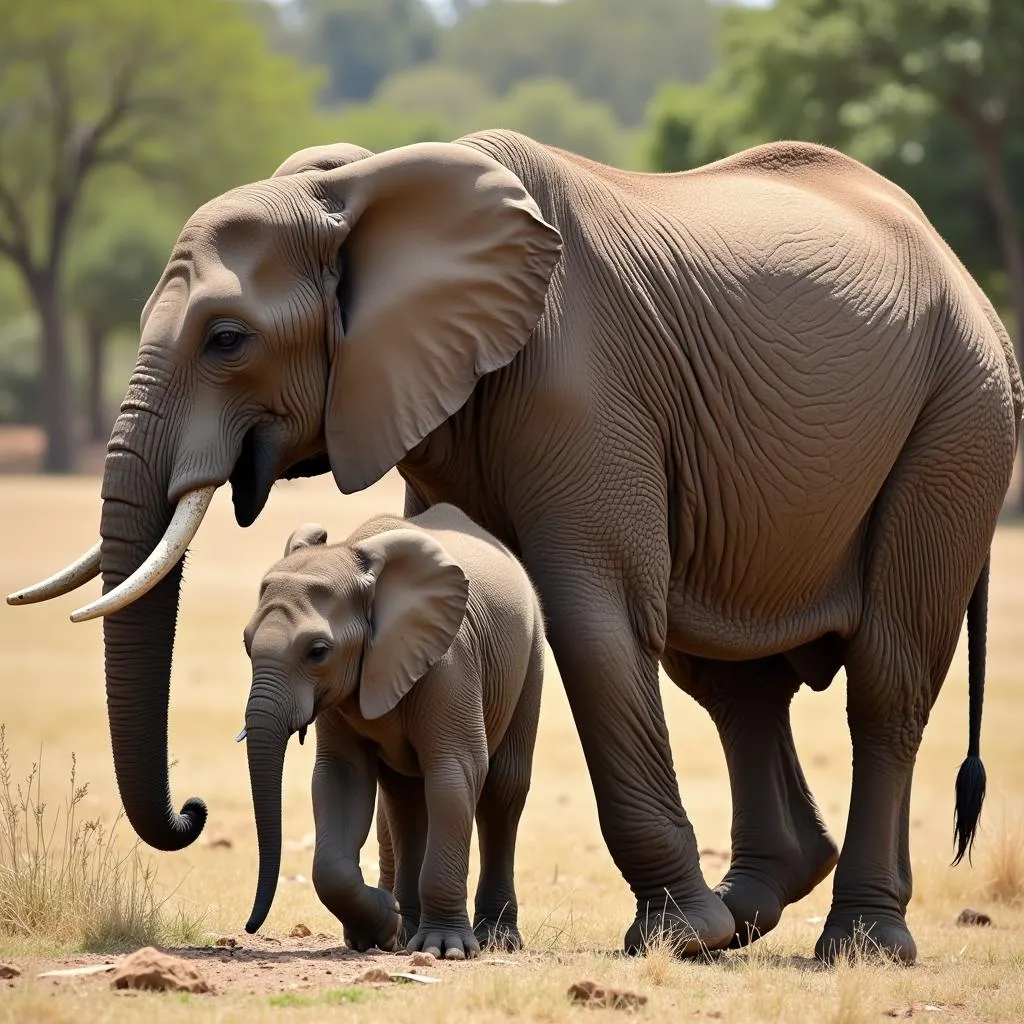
[0,725,207,953]
[981,807,1024,906]
[0,471,1022,1020]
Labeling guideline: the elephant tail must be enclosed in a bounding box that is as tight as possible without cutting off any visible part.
[952,555,989,866]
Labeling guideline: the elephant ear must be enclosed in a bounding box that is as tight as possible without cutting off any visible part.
[310,141,563,494]
[353,528,469,721]
[272,143,374,177]
[284,523,328,556]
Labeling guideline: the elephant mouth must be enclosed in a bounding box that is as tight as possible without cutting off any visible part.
[231,428,332,528]
[230,425,281,528]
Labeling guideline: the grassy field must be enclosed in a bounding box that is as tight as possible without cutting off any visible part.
[0,471,1022,1022]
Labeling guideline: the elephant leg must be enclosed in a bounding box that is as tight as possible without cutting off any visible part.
[816,396,999,965]
[662,651,838,946]
[310,714,402,952]
[531,573,734,956]
[377,765,428,943]
[408,750,488,960]
[473,632,544,951]
[375,798,394,894]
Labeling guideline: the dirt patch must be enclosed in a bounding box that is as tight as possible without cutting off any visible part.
[4,934,514,997]
[110,947,214,994]
[568,979,648,1010]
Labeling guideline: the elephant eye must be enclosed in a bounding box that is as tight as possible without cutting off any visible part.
[204,323,249,355]
[306,640,332,665]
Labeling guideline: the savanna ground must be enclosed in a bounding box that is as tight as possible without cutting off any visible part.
[0,453,1023,1022]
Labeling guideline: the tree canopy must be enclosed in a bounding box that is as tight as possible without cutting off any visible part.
[438,0,718,124]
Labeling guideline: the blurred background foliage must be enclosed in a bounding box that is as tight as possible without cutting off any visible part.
[0,0,1020,476]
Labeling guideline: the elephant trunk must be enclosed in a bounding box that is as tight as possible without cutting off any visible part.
[99,405,207,852]
[244,683,294,934]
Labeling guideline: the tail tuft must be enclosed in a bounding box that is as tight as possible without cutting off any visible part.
[952,754,986,866]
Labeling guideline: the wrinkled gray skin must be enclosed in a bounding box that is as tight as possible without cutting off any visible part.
[242,505,544,960]
[40,130,1022,962]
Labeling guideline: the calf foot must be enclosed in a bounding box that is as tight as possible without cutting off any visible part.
[625,886,736,957]
[716,829,839,947]
[339,885,403,953]
[815,912,917,965]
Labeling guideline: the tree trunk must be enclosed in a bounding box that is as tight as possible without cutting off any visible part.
[85,317,109,443]
[31,269,76,473]
[974,127,1024,513]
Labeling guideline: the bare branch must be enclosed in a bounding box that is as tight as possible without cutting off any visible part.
[0,178,32,267]
[0,231,26,268]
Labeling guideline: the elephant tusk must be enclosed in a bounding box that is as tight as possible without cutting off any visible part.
[236,727,247,743]
[6,541,102,606]
[69,485,218,623]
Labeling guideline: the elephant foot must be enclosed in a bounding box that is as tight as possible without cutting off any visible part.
[474,915,522,952]
[396,914,420,947]
[716,830,839,947]
[339,885,403,953]
[408,918,482,960]
[625,887,736,957]
[814,914,917,965]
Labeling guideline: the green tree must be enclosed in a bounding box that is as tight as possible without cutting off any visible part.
[297,0,440,103]
[67,189,179,442]
[468,77,630,166]
[315,101,450,152]
[0,0,321,471]
[440,0,719,125]
[373,64,492,124]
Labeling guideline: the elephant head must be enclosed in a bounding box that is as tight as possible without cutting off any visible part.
[242,521,469,932]
[7,141,561,853]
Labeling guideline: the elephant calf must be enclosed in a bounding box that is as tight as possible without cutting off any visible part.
[240,503,545,959]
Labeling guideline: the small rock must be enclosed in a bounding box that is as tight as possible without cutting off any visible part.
[0,964,21,979]
[289,923,312,938]
[956,908,992,927]
[207,837,233,849]
[408,952,436,967]
[568,980,647,1011]
[213,936,237,948]
[109,947,213,994]
[354,967,392,985]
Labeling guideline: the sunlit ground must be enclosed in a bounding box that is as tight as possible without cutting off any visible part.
[0,471,1022,1021]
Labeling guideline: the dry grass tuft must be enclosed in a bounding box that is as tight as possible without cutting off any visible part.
[981,808,1024,905]
[0,725,207,952]
[827,962,878,1024]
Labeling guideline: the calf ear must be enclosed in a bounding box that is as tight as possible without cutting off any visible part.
[353,528,468,721]
[284,523,328,556]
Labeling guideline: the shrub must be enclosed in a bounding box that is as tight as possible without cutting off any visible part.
[0,725,207,951]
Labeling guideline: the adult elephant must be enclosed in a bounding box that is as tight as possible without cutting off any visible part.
[10,131,1021,963]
